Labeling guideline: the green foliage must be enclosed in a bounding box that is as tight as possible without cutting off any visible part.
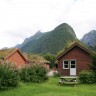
[21,23,76,54]
[0,62,20,89]
[89,46,96,52]
[43,53,56,68]
[88,54,96,81]
[20,67,30,82]
[79,70,95,84]
[89,61,96,71]
[20,65,48,83]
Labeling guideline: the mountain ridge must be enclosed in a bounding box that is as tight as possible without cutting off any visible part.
[16,23,77,54]
[15,31,44,48]
[81,30,96,47]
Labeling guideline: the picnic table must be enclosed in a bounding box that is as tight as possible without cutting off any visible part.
[59,76,77,86]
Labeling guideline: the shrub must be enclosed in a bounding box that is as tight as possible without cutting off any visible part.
[89,54,96,81]
[20,64,48,83]
[79,70,95,84]
[20,67,30,82]
[0,62,20,90]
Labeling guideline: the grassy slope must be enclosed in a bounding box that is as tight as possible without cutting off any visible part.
[21,23,76,54]
[0,77,96,96]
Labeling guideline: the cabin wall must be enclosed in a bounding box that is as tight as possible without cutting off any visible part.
[6,51,26,67]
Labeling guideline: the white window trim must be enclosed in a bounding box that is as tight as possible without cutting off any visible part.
[63,59,76,69]
[63,60,69,69]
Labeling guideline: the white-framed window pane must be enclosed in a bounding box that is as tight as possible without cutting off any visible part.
[71,61,75,64]
[63,60,69,69]
[71,64,75,68]
[70,60,76,68]
[64,61,68,64]
[64,64,69,68]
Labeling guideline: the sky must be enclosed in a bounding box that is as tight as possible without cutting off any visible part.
[0,0,96,48]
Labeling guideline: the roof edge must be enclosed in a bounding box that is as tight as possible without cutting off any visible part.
[56,41,96,60]
[5,48,28,62]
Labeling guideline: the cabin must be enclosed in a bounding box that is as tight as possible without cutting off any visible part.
[0,48,29,67]
[57,42,95,76]
[24,54,50,69]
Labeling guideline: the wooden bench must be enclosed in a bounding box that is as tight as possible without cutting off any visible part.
[58,76,77,86]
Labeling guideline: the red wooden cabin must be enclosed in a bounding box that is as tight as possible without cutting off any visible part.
[0,48,29,67]
[57,42,95,76]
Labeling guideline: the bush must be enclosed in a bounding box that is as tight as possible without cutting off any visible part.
[20,67,30,82]
[89,54,96,81]
[0,62,20,90]
[20,64,48,83]
[79,70,95,84]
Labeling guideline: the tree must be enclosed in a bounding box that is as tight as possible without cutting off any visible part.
[43,53,56,69]
[89,54,96,71]
[88,54,96,82]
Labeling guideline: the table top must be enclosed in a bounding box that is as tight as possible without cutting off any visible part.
[60,76,77,79]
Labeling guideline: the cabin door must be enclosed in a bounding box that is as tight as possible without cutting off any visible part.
[70,60,76,76]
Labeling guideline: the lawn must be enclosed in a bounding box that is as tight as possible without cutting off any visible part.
[0,77,96,96]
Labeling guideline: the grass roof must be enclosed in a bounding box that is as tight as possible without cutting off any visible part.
[0,48,15,59]
[24,54,50,65]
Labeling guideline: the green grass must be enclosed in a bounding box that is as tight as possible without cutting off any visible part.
[0,77,96,96]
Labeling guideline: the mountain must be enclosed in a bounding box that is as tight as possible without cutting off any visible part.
[15,31,44,48]
[81,30,96,47]
[19,23,77,54]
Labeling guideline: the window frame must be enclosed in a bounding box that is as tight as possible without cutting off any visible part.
[63,60,69,69]
[63,59,76,69]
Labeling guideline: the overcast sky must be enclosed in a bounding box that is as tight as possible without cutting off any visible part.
[0,0,96,48]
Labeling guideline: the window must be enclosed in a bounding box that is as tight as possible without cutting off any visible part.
[70,60,76,68]
[63,60,69,69]
[63,60,76,69]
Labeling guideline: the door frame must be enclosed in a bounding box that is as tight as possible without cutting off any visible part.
[70,60,76,76]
